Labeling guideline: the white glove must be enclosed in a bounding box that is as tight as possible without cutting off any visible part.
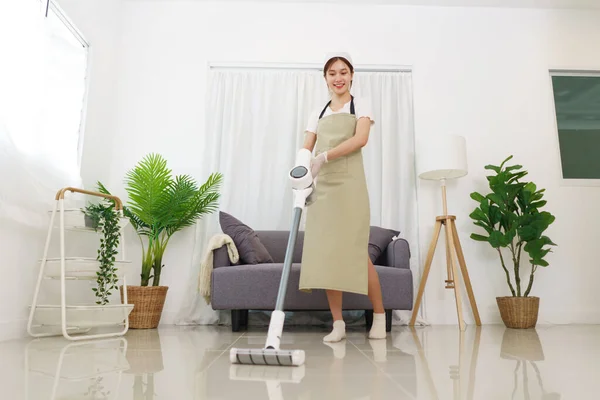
[306,178,317,206]
[310,152,328,178]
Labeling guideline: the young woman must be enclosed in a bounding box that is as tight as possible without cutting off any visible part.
[298,52,386,342]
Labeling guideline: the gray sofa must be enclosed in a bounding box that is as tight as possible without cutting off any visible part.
[210,228,413,332]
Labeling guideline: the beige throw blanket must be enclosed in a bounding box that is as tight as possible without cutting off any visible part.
[199,233,239,303]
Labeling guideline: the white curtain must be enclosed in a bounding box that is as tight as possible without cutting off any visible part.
[176,67,420,326]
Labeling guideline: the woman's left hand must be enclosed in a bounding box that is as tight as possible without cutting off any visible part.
[310,152,328,177]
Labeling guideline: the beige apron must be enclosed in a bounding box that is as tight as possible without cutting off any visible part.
[299,105,370,295]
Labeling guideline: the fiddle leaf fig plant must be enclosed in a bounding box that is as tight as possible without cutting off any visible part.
[469,155,557,297]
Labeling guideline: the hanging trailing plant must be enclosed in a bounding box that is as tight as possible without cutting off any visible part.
[83,201,121,305]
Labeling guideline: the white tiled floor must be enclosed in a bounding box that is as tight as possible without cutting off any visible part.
[1,324,598,399]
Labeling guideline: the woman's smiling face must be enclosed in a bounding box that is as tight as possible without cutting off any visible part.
[325,59,353,96]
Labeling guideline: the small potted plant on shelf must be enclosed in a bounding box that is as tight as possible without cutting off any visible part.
[98,153,223,329]
[469,155,556,329]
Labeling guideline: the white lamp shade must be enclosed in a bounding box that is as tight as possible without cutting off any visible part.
[417,134,468,180]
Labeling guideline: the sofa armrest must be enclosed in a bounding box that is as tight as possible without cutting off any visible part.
[385,238,411,269]
[213,245,232,268]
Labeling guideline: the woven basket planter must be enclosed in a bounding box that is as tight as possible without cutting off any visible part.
[120,286,168,329]
[496,296,539,329]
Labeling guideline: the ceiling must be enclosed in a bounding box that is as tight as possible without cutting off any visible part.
[124,0,600,9]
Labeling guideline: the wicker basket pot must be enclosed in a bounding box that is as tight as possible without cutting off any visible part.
[120,286,168,329]
[496,296,539,329]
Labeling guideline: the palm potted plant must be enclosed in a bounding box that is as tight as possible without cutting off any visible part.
[99,153,223,328]
[469,155,556,329]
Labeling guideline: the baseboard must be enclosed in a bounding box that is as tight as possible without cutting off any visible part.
[420,310,600,326]
[159,310,600,328]
[0,319,27,342]
[159,311,178,326]
[535,311,600,326]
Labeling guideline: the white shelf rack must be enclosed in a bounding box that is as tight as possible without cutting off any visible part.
[27,187,134,341]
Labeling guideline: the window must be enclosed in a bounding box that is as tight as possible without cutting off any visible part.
[550,71,600,184]
[0,0,88,178]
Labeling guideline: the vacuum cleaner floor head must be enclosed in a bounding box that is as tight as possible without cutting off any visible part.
[230,347,305,367]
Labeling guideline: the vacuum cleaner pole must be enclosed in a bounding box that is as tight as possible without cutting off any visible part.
[263,184,311,352]
[274,206,302,311]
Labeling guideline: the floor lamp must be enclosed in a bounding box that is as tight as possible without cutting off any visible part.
[410,135,481,330]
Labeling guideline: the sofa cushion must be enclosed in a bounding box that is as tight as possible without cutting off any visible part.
[369,226,400,263]
[256,230,305,263]
[219,211,274,264]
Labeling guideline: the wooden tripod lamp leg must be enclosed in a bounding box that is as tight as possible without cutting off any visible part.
[410,220,443,326]
[442,181,454,289]
[445,217,466,331]
[450,219,481,326]
[445,220,454,289]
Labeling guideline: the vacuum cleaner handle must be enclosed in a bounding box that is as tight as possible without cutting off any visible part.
[275,147,314,310]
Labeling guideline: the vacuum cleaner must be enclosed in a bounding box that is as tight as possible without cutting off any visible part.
[229,148,314,367]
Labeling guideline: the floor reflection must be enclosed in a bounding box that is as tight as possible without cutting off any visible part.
[229,364,305,400]
[500,329,561,400]
[408,326,481,400]
[12,323,589,399]
[406,325,563,400]
[207,330,418,399]
[24,336,129,399]
[124,330,163,399]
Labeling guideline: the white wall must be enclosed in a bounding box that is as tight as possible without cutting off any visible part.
[0,0,123,342]
[73,1,600,326]
[56,0,124,190]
